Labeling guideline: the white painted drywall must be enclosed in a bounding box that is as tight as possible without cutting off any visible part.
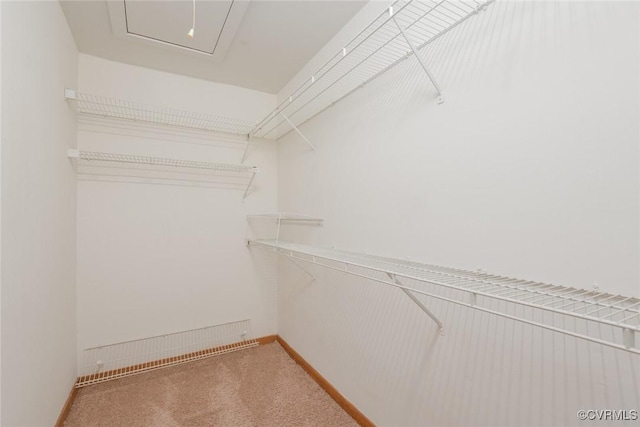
[1,1,78,425]
[0,2,3,422]
[276,1,640,426]
[75,55,279,366]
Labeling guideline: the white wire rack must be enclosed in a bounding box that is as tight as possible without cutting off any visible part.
[250,0,493,140]
[250,240,640,354]
[65,89,258,137]
[247,213,324,243]
[77,319,258,387]
[247,212,324,224]
[68,149,258,198]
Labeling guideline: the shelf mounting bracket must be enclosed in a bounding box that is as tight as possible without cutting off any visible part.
[64,88,77,100]
[623,328,636,350]
[387,272,444,333]
[279,113,315,150]
[391,9,444,104]
[275,215,282,244]
[241,134,252,163]
[242,170,257,200]
[67,148,79,173]
[283,252,316,283]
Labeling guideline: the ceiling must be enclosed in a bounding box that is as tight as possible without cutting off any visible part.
[60,0,367,94]
[112,1,246,57]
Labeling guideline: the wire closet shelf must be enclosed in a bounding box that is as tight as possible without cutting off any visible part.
[65,89,258,137]
[250,0,493,140]
[247,213,324,224]
[77,319,258,387]
[249,240,640,354]
[247,213,324,246]
[68,149,259,198]
[68,149,257,173]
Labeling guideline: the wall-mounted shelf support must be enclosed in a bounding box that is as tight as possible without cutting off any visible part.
[285,254,316,283]
[67,148,79,172]
[623,328,636,349]
[390,7,444,104]
[275,216,282,243]
[242,172,257,200]
[279,113,315,150]
[241,134,252,164]
[65,88,77,101]
[387,272,443,333]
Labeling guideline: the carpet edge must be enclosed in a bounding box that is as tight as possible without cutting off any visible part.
[275,335,375,427]
[55,382,79,427]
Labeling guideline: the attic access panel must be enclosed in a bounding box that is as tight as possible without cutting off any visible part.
[108,0,249,61]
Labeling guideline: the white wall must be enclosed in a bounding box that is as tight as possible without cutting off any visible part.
[76,55,279,363]
[1,1,78,425]
[276,1,640,426]
[0,1,3,422]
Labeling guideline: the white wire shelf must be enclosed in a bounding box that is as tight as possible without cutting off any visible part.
[247,213,323,244]
[249,239,640,354]
[68,149,257,173]
[250,0,493,140]
[65,89,259,138]
[77,319,257,387]
[68,149,258,198]
[247,213,324,224]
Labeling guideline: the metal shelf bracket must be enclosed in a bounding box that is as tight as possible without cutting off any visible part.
[67,148,79,172]
[279,113,315,150]
[64,88,77,100]
[285,252,316,283]
[623,328,636,349]
[242,170,257,201]
[476,2,490,13]
[241,134,252,164]
[390,7,444,104]
[387,272,444,333]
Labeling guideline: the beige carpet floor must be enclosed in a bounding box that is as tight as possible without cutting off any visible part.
[64,342,358,427]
